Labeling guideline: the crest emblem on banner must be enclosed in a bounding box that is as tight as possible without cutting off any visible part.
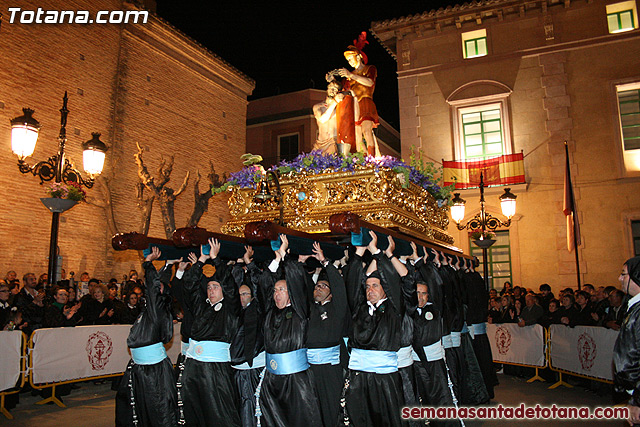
[86,331,113,371]
[495,326,512,355]
[577,332,597,371]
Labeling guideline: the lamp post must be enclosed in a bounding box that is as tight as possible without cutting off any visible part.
[253,170,285,226]
[450,173,517,290]
[10,92,108,286]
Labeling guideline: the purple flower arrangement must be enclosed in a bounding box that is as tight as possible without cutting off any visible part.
[45,181,86,202]
[214,151,453,202]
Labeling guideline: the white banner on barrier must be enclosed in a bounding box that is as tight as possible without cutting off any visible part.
[0,331,23,392]
[486,323,546,367]
[32,324,182,384]
[549,324,617,381]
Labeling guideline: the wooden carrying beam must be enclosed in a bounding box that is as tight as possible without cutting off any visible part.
[329,212,470,259]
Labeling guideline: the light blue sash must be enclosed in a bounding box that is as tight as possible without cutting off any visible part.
[307,345,340,366]
[424,341,445,362]
[411,341,445,363]
[130,342,167,365]
[461,323,469,334]
[232,351,266,370]
[348,348,398,374]
[451,331,461,348]
[266,349,309,375]
[472,323,487,335]
[186,338,231,362]
[442,334,453,349]
[181,341,190,356]
[397,346,413,368]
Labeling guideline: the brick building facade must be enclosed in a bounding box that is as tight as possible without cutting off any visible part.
[0,0,254,281]
[372,0,640,291]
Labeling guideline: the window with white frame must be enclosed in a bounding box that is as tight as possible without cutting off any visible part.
[277,133,299,162]
[607,1,638,33]
[616,82,640,173]
[462,29,487,59]
[450,96,512,160]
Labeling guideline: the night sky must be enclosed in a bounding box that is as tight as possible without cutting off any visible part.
[154,1,458,129]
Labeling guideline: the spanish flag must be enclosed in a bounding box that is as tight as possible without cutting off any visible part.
[443,153,525,189]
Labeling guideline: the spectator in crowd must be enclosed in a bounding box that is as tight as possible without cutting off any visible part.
[500,281,512,296]
[8,281,20,304]
[499,295,517,323]
[116,292,141,324]
[571,290,596,327]
[79,278,100,304]
[43,286,82,328]
[592,286,610,324]
[539,284,554,312]
[583,283,596,300]
[487,297,501,323]
[122,269,144,297]
[518,294,543,327]
[22,288,45,335]
[80,283,115,325]
[559,294,577,326]
[489,288,498,299]
[0,282,14,329]
[13,273,38,310]
[541,299,562,327]
[67,286,77,305]
[37,273,48,287]
[3,309,25,331]
[107,282,125,313]
[604,290,625,331]
[5,270,17,283]
[514,299,523,319]
[512,286,525,307]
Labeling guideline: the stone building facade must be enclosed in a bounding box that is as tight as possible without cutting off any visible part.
[372,0,640,291]
[0,0,254,281]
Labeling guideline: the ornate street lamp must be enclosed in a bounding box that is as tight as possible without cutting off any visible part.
[10,92,108,286]
[254,170,284,226]
[450,173,517,290]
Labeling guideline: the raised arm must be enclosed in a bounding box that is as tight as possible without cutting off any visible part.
[344,245,366,314]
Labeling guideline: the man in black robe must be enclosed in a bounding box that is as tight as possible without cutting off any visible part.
[412,273,461,427]
[181,239,241,426]
[434,252,462,401]
[230,246,265,427]
[305,242,349,427]
[343,232,408,427]
[614,256,640,426]
[465,257,498,400]
[257,235,321,426]
[115,246,178,427]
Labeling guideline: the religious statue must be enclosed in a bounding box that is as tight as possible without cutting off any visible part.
[312,81,344,154]
[337,32,380,157]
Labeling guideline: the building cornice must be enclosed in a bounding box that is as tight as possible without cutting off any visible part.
[123,4,255,98]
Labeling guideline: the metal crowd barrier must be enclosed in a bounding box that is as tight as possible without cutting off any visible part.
[0,331,27,420]
[0,322,622,420]
[0,324,181,419]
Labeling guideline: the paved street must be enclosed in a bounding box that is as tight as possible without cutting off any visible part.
[0,373,629,426]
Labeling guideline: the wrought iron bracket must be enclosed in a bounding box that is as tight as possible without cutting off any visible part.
[17,156,95,188]
[455,212,511,232]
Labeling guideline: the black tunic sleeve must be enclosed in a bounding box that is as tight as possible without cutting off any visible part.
[344,253,365,315]
[283,259,309,320]
[326,264,348,319]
